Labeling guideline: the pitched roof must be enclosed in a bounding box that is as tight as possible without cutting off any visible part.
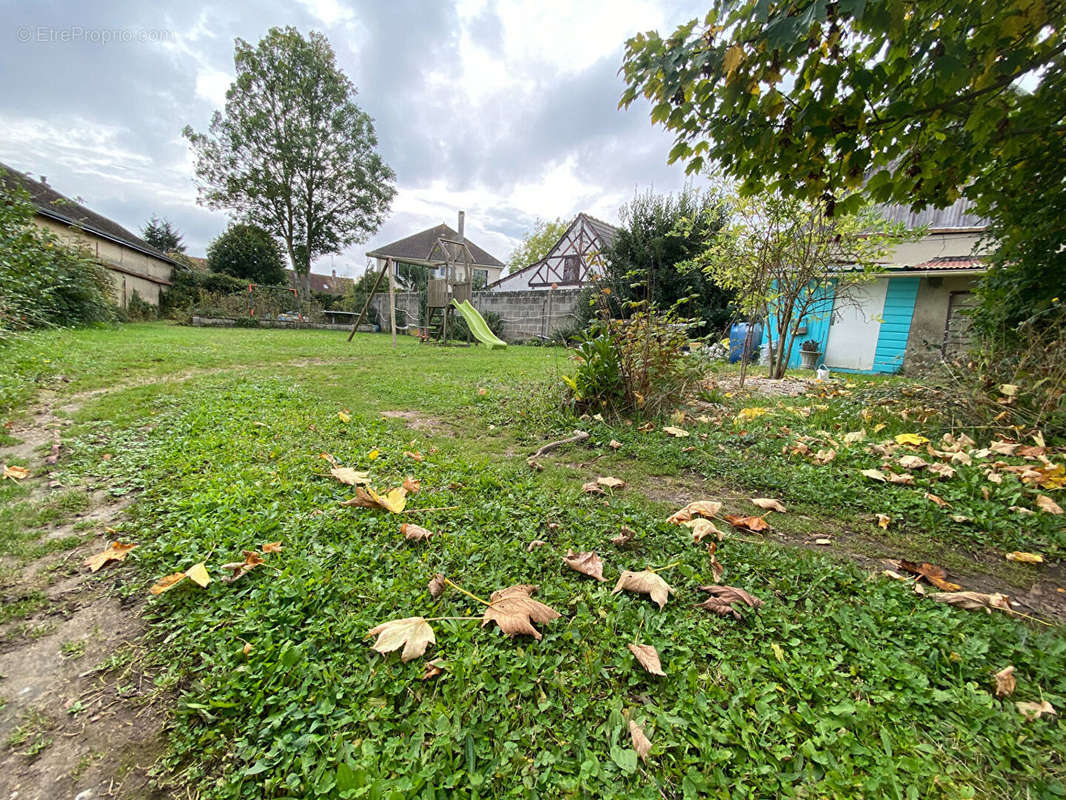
[906,256,986,271]
[577,212,620,249]
[286,269,356,294]
[0,164,180,266]
[366,223,503,267]
[875,197,987,231]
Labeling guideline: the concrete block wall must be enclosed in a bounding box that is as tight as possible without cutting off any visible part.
[370,288,582,342]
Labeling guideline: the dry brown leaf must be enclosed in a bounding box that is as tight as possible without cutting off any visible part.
[340,486,408,513]
[667,500,723,524]
[420,658,446,680]
[989,440,1019,456]
[628,718,652,761]
[428,573,446,598]
[813,448,837,464]
[150,562,210,595]
[612,570,673,609]
[928,462,957,479]
[876,514,892,530]
[898,455,928,470]
[401,523,435,541]
[887,471,915,485]
[330,466,370,486]
[898,560,961,591]
[723,514,770,532]
[924,492,951,508]
[608,439,622,450]
[662,426,689,438]
[366,616,435,661]
[481,584,560,640]
[751,497,787,513]
[582,481,607,495]
[843,429,866,444]
[1036,495,1063,514]
[2,464,30,481]
[928,590,1013,614]
[862,468,887,482]
[1016,700,1056,721]
[685,518,723,543]
[1005,551,1044,564]
[610,526,636,547]
[696,584,764,619]
[596,476,626,490]
[707,542,724,581]
[563,550,607,582]
[83,541,137,572]
[627,643,665,677]
[526,539,547,551]
[402,476,421,494]
[1009,505,1036,516]
[262,541,283,553]
[994,665,1016,698]
[221,550,265,581]
[404,450,425,462]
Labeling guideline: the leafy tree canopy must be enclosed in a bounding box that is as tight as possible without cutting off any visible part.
[207,223,287,285]
[507,218,568,274]
[620,1,1066,332]
[141,216,185,254]
[184,27,396,298]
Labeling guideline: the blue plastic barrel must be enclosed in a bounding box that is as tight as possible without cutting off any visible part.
[728,322,763,363]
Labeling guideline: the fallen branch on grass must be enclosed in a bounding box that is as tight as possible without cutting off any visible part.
[528,430,590,467]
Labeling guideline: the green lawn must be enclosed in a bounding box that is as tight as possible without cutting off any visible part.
[2,323,1064,799]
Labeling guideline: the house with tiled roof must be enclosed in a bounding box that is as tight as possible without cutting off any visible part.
[0,164,181,307]
[284,269,355,295]
[367,223,504,289]
[488,213,619,292]
[772,197,990,373]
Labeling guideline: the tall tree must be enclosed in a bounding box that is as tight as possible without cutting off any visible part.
[207,223,286,285]
[620,0,1065,334]
[183,27,396,300]
[506,218,568,274]
[141,216,185,253]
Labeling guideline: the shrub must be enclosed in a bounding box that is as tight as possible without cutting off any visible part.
[207,223,286,284]
[0,179,115,336]
[449,308,504,342]
[160,270,249,316]
[126,290,157,321]
[563,309,702,417]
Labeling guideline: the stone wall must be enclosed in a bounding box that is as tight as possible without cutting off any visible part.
[370,288,582,342]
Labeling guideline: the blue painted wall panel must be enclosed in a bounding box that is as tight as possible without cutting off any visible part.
[766,282,835,369]
[872,278,920,373]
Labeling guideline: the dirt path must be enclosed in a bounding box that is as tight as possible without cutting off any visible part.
[0,393,167,800]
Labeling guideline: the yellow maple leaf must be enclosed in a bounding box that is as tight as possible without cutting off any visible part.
[338,410,351,423]
[895,433,929,446]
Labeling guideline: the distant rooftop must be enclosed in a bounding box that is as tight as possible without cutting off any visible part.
[367,223,503,268]
[875,197,987,231]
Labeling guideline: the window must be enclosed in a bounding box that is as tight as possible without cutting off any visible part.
[562,255,580,283]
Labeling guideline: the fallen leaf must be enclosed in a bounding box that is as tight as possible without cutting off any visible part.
[1009,505,1036,516]
[83,541,137,572]
[999,383,1019,397]
[330,466,371,486]
[582,481,606,495]
[695,584,764,619]
[340,486,408,513]
[667,500,723,524]
[898,455,928,470]
[929,591,1013,614]
[338,411,351,423]
[814,538,832,546]
[150,562,211,595]
[924,492,951,508]
[420,658,446,680]
[843,430,866,444]
[723,514,770,532]
[1035,464,1065,490]
[612,570,673,609]
[862,468,887,482]
[771,642,785,662]
[367,616,435,661]
[563,550,606,582]
[527,539,547,551]
[404,450,425,462]
[242,642,253,656]
[628,718,652,761]
[1016,700,1056,721]
[262,541,283,553]
[596,476,626,490]
[1036,495,1063,514]
[608,439,622,450]
[685,517,723,543]
[402,476,421,494]
[989,440,1019,456]
[428,573,446,598]
[1006,551,1044,564]
[994,665,1016,698]
[928,463,957,479]
[637,421,654,432]
[735,407,767,423]
[707,542,724,581]
[895,433,929,446]
[876,514,892,529]
[813,448,836,464]
[2,465,30,481]
[898,560,961,591]
[627,643,665,676]
[401,523,435,542]
[610,526,636,547]
[886,471,915,485]
[481,584,560,640]
[662,426,690,438]
[751,498,787,513]
[220,550,265,581]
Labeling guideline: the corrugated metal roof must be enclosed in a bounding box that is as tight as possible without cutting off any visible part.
[875,197,987,230]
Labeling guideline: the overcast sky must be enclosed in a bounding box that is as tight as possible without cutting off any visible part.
[0,0,707,277]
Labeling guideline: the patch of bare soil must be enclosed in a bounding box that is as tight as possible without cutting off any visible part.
[712,375,815,397]
[0,397,167,800]
[379,409,452,435]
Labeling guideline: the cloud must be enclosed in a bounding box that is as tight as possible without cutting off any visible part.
[0,0,706,277]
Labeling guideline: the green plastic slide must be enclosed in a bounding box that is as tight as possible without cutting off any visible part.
[451,299,507,349]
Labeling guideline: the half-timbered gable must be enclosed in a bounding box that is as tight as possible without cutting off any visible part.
[488,213,618,292]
